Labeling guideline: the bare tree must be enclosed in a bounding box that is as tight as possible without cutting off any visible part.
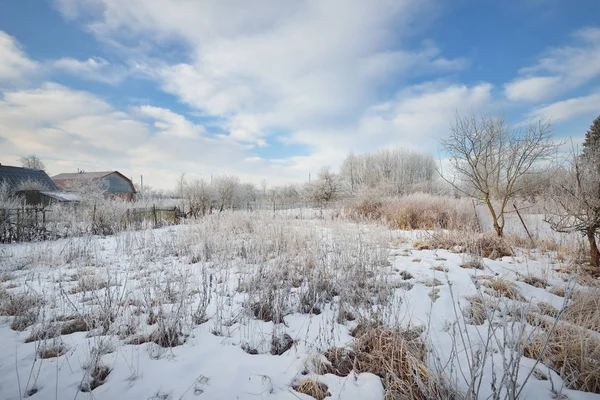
[236,182,258,210]
[185,178,214,217]
[20,155,46,171]
[440,113,558,236]
[546,117,600,269]
[545,152,600,267]
[213,175,239,212]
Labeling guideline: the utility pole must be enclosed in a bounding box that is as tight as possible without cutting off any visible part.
[140,175,144,198]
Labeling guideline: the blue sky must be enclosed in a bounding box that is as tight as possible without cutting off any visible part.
[0,0,599,190]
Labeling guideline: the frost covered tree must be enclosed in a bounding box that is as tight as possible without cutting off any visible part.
[546,115,600,269]
[214,175,239,212]
[339,149,437,196]
[440,112,558,237]
[307,167,342,204]
[20,155,45,171]
[185,178,214,217]
[63,178,108,204]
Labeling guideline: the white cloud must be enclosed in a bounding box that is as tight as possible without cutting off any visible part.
[504,76,560,102]
[528,92,600,122]
[53,57,126,84]
[0,83,312,188]
[0,83,147,166]
[282,82,494,173]
[136,105,205,138]
[0,31,38,84]
[504,27,600,102]
[52,0,466,148]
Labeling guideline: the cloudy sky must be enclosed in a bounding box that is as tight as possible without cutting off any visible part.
[0,0,599,190]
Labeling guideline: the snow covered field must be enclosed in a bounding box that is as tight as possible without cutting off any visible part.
[0,210,597,399]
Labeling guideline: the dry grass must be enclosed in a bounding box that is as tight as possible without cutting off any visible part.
[424,278,443,287]
[428,288,440,302]
[412,240,431,250]
[69,274,108,294]
[548,286,566,297]
[346,197,386,222]
[322,323,461,400]
[383,194,475,231]
[0,291,42,317]
[464,296,487,325]
[11,312,38,331]
[524,322,600,393]
[60,317,90,335]
[293,379,330,400]
[518,274,548,288]
[80,365,111,392]
[426,231,512,260]
[39,344,67,359]
[537,302,558,318]
[563,288,600,333]
[482,278,525,301]
[346,193,475,231]
[460,258,484,270]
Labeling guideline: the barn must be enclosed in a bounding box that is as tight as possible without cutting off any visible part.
[0,164,59,193]
[52,171,136,201]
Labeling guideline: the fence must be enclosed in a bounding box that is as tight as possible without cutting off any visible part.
[0,206,51,243]
[0,204,184,243]
[0,200,332,243]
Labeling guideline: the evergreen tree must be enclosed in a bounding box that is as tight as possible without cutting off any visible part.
[581,114,600,162]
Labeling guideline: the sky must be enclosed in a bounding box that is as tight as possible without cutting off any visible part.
[0,0,599,191]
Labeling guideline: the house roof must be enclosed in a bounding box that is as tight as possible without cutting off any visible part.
[51,171,136,193]
[0,165,59,193]
[51,171,115,181]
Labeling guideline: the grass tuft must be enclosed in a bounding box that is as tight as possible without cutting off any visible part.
[293,379,330,400]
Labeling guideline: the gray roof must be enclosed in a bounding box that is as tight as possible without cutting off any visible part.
[0,165,59,193]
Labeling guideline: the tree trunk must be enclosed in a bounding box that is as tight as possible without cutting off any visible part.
[494,223,503,237]
[485,196,503,237]
[588,230,600,268]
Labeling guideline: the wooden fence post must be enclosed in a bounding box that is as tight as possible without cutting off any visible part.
[513,203,534,246]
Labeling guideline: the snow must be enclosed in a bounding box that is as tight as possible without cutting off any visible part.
[0,211,597,400]
[40,191,82,202]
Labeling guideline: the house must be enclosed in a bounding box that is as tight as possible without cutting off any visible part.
[0,163,59,193]
[52,171,136,201]
[0,164,83,206]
